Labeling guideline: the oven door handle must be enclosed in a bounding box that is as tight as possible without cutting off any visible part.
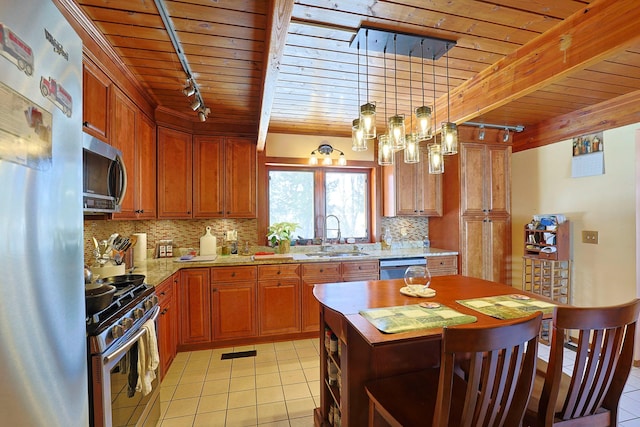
[103,305,160,365]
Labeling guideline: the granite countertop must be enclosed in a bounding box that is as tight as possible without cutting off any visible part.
[132,245,458,286]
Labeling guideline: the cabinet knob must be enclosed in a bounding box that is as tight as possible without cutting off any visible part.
[83,121,89,127]
[277,270,281,275]
[319,269,324,273]
[212,288,217,292]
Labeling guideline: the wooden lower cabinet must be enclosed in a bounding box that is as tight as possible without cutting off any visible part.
[426,255,458,276]
[258,264,301,335]
[211,266,257,340]
[178,268,211,345]
[157,273,178,379]
[301,263,341,333]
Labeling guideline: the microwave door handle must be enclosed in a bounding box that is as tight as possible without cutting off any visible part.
[110,152,127,205]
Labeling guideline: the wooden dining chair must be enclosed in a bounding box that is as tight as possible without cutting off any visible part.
[524,298,640,427]
[365,311,543,427]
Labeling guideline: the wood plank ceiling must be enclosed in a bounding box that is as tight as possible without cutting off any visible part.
[73,0,640,151]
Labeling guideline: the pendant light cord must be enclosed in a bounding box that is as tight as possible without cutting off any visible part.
[357,41,360,109]
[409,51,413,117]
[383,46,387,123]
[394,35,398,115]
[365,30,369,103]
[446,43,451,122]
[432,54,437,131]
[421,40,425,107]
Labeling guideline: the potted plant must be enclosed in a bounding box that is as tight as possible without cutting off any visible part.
[267,222,299,254]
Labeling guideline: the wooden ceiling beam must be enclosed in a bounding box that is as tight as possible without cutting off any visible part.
[257,0,294,151]
[443,0,640,127]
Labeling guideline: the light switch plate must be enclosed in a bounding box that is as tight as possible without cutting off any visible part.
[582,230,598,244]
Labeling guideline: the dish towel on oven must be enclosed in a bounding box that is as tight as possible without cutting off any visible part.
[136,319,159,396]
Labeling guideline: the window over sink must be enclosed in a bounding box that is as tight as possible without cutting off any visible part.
[267,167,370,242]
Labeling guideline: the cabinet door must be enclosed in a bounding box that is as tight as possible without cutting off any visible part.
[135,113,156,219]
[157,274,177,379]
[110,88,137,218]
[486,145,510,216]
[460,143,486,216]
[82,60,110,141]
[193,136,224,218]
[485,216,511,284]
[224,137,257,218]
[461,216,510,283]
[387,146,441,216]
[461,143,510,216]
[460,217,485,280]
[212,283,257,340]
[301,263,341,332]
[258,279,301,335]
[157,127,193,218]
[179,269,211,344]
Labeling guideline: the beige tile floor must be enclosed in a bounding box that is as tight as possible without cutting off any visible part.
[159,338,640,427]
[159,339,320,427]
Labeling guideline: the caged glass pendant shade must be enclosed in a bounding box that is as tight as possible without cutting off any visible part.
[415,106,432,141]
[441,122,458,155]
[360,102,376,139]
[377,134,394,165]
[351,118,366,151]
[388,115,406,150]
[404,134,419,163]
[428,143,444,174]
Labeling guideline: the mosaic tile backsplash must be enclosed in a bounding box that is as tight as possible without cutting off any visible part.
[83,216,428,262]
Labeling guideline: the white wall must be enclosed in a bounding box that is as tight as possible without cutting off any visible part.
[265,133,374,161]
[511,123,638,308]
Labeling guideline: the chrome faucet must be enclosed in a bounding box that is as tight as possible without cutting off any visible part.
[323,215,341,245]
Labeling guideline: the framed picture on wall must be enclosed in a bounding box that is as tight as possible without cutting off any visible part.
[571,131,604,178]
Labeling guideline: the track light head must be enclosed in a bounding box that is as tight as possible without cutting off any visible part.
[190,98,201,111]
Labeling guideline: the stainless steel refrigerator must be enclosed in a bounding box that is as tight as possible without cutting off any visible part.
[0,0,87,425]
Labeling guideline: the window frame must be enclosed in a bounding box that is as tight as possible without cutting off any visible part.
[263,163,375,244]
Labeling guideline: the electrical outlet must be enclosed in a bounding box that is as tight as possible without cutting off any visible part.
[582,230,599,244]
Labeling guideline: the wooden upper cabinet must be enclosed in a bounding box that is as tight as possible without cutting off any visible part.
[136,113,156,219]
[461,143,510,217]
[110,88,136,218]
[110,88,157,220]
[193,136,224,218]
[383,145,442,217]
[192,136,257,218]
[157,127,193,218]
[82,60,111,142]
[224,137,257,218]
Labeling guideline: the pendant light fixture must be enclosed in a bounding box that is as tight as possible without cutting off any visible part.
[428,53,444,174]
[415,40,432,141]
[360,29,376,139]
[352,41,367,151]
[388,35,406,151]
[404,51,419,164]
[378,46,394,166]
[441,42,458,155]
[428,143,444,174]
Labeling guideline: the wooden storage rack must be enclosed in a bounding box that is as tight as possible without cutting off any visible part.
[522,220,571,344]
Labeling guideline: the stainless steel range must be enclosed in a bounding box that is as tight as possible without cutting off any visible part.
[87,282,160,427]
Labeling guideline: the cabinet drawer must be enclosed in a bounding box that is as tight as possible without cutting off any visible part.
[155,276,174,305]
[258,264,300,280]
[211,266,257,283]
[426,256,457,270]
[302,262,341,278]
[341,260,379,276]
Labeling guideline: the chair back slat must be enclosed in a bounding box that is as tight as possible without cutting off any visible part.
[539,298,640,426]
[435,312,543,427]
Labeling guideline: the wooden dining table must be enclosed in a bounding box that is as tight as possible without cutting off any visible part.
[312,275,557,427]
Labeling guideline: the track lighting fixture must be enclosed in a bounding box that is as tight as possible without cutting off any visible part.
[478,125,485,141]
[503,128,510,142]
[182,79,196,96]
[198,107,210,122]
[190,98,201,111]
[462,122,525,142]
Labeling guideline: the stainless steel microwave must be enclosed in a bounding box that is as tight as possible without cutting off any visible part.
[82,134,127,214]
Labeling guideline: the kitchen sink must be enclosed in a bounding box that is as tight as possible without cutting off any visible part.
[304,251,369,258]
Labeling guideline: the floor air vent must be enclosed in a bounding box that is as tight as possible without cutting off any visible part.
[220,350,257,360]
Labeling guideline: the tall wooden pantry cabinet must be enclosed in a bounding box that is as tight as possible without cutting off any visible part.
[429,127,512,284]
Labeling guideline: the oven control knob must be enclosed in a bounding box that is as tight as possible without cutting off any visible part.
[133,308,145,319]
[111,324,123,339]
[144,299,155,311]
[121,317,133,331]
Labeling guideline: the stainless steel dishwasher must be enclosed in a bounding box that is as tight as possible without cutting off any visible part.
[379,257,427,280]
